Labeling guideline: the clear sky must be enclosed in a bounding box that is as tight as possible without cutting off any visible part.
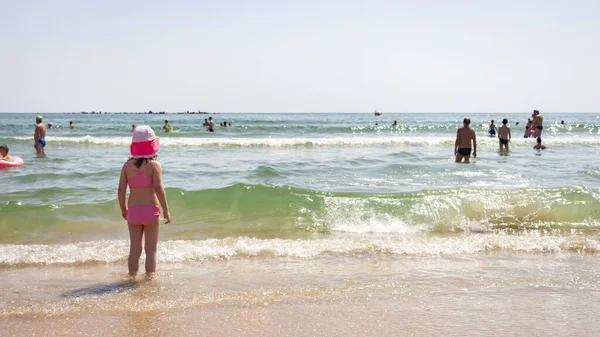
[1,0,598,112]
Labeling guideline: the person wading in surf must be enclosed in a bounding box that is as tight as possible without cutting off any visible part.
[455,117,477,163]
[34,115,46,154]
[530,110,544,138]
[118,125,171,279]
[498,119,512,151]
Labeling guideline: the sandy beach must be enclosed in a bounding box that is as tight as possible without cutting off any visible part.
[3,0,600,334]
[2,253,599,337]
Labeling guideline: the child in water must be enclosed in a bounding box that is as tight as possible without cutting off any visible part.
[118,126,171,279]
[488,120,497,137]
[533,137,547,150]
[524,119,532,138]
[0,144,13,161]
[163,120,172,133]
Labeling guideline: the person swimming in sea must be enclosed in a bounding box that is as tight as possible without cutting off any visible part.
[455,117,477,163]
[118,125,171,279]
[524,119,532,138]
[498,119,511,151]
[163,120,172,133]
[132,124,136,132]
[69,121,75,129]
[34,115,46,154]
[533,137,547,150]
[0,144,13,162]
[392,120,398,127]
[489,120,497,137]
[207,117,215,132]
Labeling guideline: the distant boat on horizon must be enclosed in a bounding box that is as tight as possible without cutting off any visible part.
[374,110,382,116]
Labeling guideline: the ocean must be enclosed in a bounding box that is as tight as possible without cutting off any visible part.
[1,112,600,336]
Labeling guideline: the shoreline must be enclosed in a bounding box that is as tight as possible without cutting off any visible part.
[2,253,598,336]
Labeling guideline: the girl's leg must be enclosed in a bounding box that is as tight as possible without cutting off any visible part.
[128,224,144,276]
[143,217,161,276]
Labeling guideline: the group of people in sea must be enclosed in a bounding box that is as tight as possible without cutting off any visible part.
[454,110,548,163]
[2,117,172,278]
[0,111,554,165]
[156,117,232,133]
[0,111,556,278]
[32,115,74,155]
[487,110,548,140]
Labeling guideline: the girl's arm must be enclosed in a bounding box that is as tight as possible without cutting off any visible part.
[118,165,128,219]
[152,162,171,224]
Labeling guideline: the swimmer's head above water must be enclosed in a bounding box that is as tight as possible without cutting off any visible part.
[0,144,8,156]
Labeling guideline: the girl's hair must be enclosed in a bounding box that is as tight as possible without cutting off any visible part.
[129,155,157,168]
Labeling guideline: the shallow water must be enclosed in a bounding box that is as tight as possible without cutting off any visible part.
[1,112,600,335]
[1,254,599,336]
[1,112,600,254]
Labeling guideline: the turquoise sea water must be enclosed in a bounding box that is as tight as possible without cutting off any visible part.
[1,112,600,266]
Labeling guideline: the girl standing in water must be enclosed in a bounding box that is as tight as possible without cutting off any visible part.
[118,125,171,278]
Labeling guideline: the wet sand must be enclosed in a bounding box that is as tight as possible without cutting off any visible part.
[1,254,599,337]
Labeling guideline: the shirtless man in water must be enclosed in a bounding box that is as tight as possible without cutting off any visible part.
[207,117,215,132]
[34,115,46,154]
[498,119,511,150]
[455,117,477,163]
[530,110,544,138]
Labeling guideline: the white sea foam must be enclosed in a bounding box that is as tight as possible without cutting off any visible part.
[8,135,600,148]
[331,219,418,234]
[320,196,423,234]
[0,234,597,267]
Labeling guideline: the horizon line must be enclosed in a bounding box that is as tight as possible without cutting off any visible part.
[0,111,598,114]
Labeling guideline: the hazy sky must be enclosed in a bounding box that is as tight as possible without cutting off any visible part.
[1,0,598,112]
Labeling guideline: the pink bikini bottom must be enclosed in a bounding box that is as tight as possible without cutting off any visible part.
[128,205,160,225]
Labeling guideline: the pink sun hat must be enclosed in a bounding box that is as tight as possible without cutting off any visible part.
[130,125,159,158]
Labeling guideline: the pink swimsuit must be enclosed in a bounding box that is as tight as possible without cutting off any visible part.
[127,164,160,225]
